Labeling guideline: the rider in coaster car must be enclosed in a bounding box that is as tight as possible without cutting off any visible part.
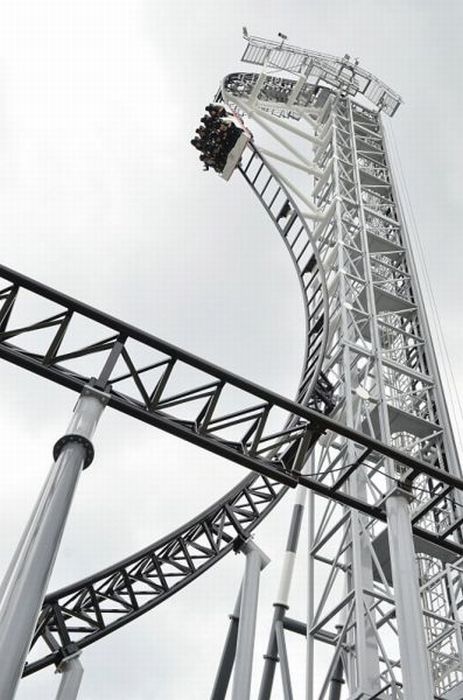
[205,103,227,118]
[199,154,216,171]
[191,107,245,172]
[190,137,202,151]
[218,118,242,150]
[200,115,214,128]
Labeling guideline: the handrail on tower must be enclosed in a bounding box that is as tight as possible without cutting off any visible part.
[241,29,403,117]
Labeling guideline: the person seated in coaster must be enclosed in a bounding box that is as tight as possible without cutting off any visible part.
[190,137,202,151]
[205,103,227,118]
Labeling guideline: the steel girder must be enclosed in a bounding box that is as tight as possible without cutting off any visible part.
[223,36,463,698]
[305,94,463,699]
[2,135,332,674]
[0,256,462,676]
[26,472,287,675]
[0,41,460,694]
[0,263,461,516]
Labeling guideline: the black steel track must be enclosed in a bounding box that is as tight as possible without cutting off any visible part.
[1,109,459,674]
[26,472,288,674]
[237,143,330,406]
[7,138,332,674]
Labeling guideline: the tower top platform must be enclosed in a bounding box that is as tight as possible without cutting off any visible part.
[241,30,402,117]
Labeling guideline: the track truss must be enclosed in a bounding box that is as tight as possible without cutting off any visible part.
[1,264,462,520]
[238,143,330,407]
[0,253,462,675]
[1,34,461,696]
[26,473,287,674]
[0,135,333,672]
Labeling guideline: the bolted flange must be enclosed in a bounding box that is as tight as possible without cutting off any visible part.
[53,434,95,469]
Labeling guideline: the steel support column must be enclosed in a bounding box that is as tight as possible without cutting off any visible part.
[328,656,343,700]
[55,657,84,700]
[211,589,242,700]
[259,482,307,700]
[386,488,434,700]
[0,385,108,699]
[306,488,315,700]
[231,540,270,700]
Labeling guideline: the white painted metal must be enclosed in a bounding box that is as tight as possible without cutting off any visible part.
[275,475,308,608]
[386,489,434,700]
[221,33,463,699]
[220,132,250,181]
[231,541,269,700]
[55,657,84,700]
[0,387,107,699]
[306,488,315,700]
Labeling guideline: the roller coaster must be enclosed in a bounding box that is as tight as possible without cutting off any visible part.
[0,30,462,700]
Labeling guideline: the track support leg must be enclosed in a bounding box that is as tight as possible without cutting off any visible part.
[210,589,242,700]
[275,620,293,700]
[231,539,269,700]
[328,655,344,700]
[259,483,307,700]
[55,656,84,700]
[386,487,434,700]
[0,384,108,699]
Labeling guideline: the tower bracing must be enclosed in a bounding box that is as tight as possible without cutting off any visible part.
[0,30,461,700]
[216,31,463,700]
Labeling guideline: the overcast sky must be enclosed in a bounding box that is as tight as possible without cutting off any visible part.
[0,1,461,698]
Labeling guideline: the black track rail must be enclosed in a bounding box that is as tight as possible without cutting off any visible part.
[8,106,462,675]
[238,143,330,407]
[12,138,331,674]
[26,472,287,674]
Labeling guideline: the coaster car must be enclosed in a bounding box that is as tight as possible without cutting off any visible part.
[191,106,252,180]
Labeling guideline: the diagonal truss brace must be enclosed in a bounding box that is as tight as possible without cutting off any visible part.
[0,265,462,562]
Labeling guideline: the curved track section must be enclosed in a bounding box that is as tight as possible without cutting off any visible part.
[26,473,287,675]
[224,72,322,115]
[22,119,330,674]
[237,142,330,407]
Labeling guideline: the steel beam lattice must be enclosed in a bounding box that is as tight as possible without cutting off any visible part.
[218,31,463,700]
[0,30,460,700]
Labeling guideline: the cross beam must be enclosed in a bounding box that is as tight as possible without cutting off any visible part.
[0,264,462,557]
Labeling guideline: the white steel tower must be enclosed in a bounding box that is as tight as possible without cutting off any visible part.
[1,31,463,700]
[215,32,463,700]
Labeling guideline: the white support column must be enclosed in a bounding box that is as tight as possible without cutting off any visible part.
[0,385,108,699]
[211,588,242,700]
[386,487,434,700]
[55,657,84,700]
[306,488,315,700]
[331,101,381,695]
[259,484,308,700]
[232,540,270,700]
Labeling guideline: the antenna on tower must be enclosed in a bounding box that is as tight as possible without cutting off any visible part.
[277,31,287,48]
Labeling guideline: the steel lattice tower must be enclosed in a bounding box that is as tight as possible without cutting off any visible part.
[0,31,462,700]
[216,33,463,700]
